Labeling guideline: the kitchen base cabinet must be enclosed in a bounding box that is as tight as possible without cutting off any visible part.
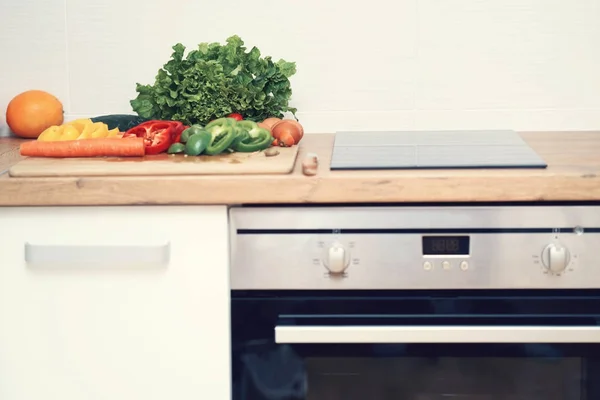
[0,206,230,400]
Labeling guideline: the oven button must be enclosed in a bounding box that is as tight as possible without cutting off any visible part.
[442,261,451,270]
[460,261,469,271]
[423,261,433,270]
[541,243,571,274]
[322,242,351,274]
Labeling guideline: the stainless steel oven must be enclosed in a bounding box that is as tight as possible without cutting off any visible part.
[229,203,600,400]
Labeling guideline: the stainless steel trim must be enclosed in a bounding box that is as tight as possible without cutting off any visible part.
[229,205,600,289]
[275,326,600,344]
[24,242,171,267]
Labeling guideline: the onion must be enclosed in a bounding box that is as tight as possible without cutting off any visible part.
[257,122,272,132]
[261,117,282,130]
[271,120,304,147]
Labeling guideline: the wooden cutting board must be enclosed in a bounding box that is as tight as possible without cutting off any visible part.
[9,146,299,177]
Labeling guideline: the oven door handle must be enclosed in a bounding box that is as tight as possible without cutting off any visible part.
[275,325,600,344]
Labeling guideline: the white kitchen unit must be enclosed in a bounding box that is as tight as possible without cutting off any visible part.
[0,206,231,400]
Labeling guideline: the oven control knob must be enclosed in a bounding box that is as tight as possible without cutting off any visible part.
[541,243,571,274]
[322,242,351,274]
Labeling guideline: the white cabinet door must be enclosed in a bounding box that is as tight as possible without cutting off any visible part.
[0,206,230,400]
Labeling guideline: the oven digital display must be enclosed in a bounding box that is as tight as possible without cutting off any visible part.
[422,235,470,255]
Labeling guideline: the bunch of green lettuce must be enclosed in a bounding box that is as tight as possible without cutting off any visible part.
[130,35,297,125]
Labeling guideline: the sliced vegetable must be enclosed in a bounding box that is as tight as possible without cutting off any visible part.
[173,124,187,143]
[230,123,246,148]
[65,118,92,132]
[167,142,185,154]
[228,113,243,121]
[233,127,272,152]
[37,118,116,141]
[123,121,174,155]
[76,121,96,139]
[137,120,186,142]
[232,120,273,152]
[204,118,238,155]
[138,119,188,143]
[20,137,145,158]
[37,126,63,141]
[180,125,205,143]
[91,122,111,138]
[236,120,259,132]
[136,119,169,127]
[107,128,121,137]
[271,119,304,147]
[90,114,148,131]
[184,130,212,156]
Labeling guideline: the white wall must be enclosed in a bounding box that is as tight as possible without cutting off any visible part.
[2,0,600,136]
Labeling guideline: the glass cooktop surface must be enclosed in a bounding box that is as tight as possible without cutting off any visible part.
[329,130,548,170]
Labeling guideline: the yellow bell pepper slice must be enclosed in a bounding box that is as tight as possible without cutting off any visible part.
[37,118,120,141]
[90,122,110,138]
[59,125,81,141]
[65,118,93,133]
[37,126,64,141]
[77,121,97,139]
[107,128,120,137]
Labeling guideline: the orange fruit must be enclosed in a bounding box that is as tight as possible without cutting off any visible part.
[5,90,64,138]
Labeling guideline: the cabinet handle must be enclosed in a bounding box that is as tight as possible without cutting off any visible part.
[275,326,600,344]
[24,242,170,267]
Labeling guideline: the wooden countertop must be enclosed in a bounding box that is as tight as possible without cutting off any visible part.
[0,132,599,206]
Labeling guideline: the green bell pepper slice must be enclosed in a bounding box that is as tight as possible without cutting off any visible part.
[167,142,185,154]
[204,118,239,155]
[185,129,212,156]
[229,122,247,149]
[235,120,259,134]
[232,121,273,153]
[180,125,205,143]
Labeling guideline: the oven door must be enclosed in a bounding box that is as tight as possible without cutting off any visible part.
[231,289,600,400]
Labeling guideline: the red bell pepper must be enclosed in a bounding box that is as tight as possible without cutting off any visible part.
[172,123,188,143]
[227,113,243,121]
[135,120,187,142]
[124,121,175,155]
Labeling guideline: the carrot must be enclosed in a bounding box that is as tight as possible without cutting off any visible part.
[20,137,145,158]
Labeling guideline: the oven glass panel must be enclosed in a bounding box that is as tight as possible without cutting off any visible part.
[232,290,600,400]
[238,349,586,399]
[305,357,581,400]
